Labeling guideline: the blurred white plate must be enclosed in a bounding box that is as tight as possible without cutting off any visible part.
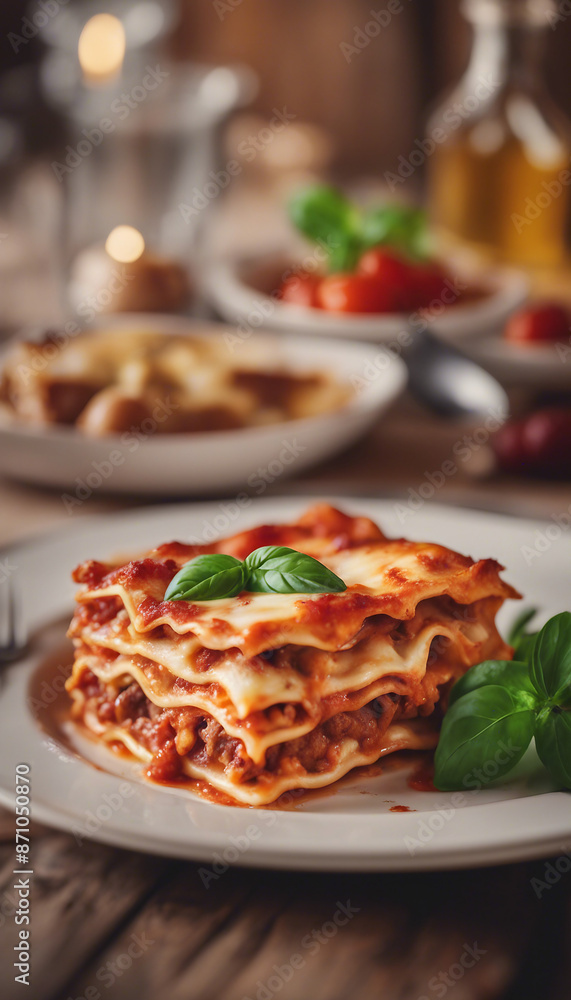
[203,250,528,342]
[451,331,571,389]
[0,315,406,496]
[0,497,568,871]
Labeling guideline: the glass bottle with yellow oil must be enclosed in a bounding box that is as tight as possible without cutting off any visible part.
[428,0,571,267]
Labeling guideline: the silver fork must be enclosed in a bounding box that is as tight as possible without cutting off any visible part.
[0,576,28,665]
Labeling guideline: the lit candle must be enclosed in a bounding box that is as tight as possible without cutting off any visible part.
[105,225,146,263]
[69,226,191,315]
[78,14,126,86]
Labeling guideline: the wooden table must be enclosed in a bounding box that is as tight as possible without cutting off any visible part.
[0,810,570,1000]
[1,400,571,1000]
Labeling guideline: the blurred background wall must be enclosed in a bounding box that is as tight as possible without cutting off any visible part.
[170,0,571,176]
[2,0,571,174]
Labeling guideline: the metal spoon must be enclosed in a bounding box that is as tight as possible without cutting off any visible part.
[402,326,509,420]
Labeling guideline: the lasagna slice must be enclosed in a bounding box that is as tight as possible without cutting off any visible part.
[66,504,519,806]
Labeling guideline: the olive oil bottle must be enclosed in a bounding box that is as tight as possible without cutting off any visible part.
[428,0,571,266]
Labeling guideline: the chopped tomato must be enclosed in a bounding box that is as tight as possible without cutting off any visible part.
[504,302,570,344]
[317,273,398,313]
[279,272,321,308]
[357,249,414,310]
[409,262,450,310]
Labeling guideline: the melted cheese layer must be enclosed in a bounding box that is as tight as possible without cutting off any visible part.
[66,504,519,805]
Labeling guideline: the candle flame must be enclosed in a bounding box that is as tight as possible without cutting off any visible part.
[78,14,126,84]
[105,225,145,263]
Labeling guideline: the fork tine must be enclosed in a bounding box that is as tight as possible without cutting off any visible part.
[0,576,27,661]
[0,578,11,648]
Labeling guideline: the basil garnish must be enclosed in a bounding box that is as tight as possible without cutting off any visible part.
[164,554,246,602]
[434,611,571,792]
[165,546,346,603]
[447,659,535,708]
[507,607,539,660]
[535,708,571,789]
[434,686,536,793]
[244,546,346,595]
[288,185,428,272]
[530,612,571,706]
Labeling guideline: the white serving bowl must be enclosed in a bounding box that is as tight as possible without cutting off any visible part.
[202,249,529,343]
[0,315,406,496]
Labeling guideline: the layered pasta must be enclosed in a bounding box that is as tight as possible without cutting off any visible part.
[66,504,519,805]
[0,328,349,435]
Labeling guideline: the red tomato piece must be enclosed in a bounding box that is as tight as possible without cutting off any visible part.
[279,272,321,308]
[522,408,571,477]
[491,419,528,474]
[493,408,571,478]
[317,273,398,314]
[357,249,414,311]
[409,262,450,310]
[504,302,570,344]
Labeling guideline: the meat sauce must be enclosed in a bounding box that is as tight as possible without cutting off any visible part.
[72,670,402,790]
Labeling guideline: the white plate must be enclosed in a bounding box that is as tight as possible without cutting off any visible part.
[0,316,406,495]
[0,497,569,871]
[450,331,571,389]
[202,250,528,343]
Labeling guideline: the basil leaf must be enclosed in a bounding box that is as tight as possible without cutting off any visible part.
[530,612,571,706]
[434,686,536,792]
[448,660,537,708]
[244,545,347,595]
[361,204,428,260]
[327,236,363,273]
[289,185,359,245]
[289,186,362,272]
[508,607,538,660]
[535,708,571,789]
[165,554,246,602]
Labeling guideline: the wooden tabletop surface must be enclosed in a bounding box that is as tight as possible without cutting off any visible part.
[0,807,570,1000]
